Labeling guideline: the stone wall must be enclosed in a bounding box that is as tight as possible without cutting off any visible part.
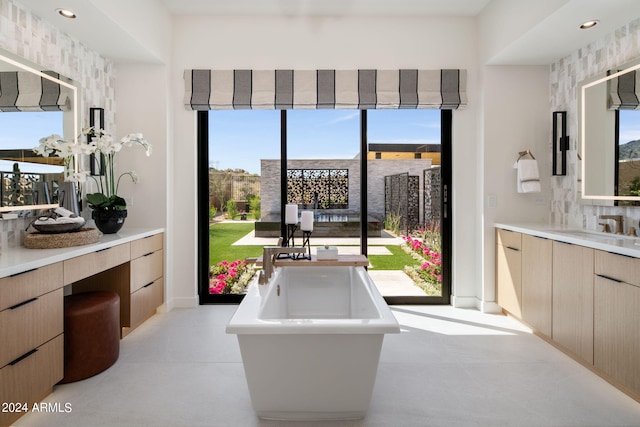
[550,17,640,230]
[0,0,115,248]
[261,158,432,222]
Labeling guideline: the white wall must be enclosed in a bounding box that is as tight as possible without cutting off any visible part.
[112,64,169,230]
[169,14,484,309]
[480,65,551,311]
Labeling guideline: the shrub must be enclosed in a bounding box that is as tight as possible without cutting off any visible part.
[209,260,255,294]
[209,205,218,221]
[226,199,238,219]
[249,195,261,219]
[384,211,402,235]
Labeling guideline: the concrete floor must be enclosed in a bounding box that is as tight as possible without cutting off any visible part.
[16,305,640,427]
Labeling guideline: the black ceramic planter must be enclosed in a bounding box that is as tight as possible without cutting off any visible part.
[92,209,127,234]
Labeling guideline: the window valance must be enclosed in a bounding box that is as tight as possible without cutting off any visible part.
[184,69,466,110]
[608,70,640,110]
[0,71,71,112]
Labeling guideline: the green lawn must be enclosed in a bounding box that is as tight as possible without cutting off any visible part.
[209,221,416,271]
[209,222,262,265]
[368,245,418,270]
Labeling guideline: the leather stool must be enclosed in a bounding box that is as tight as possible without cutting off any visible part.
[60,291,120,383]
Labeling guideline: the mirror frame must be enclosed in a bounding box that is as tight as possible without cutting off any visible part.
[579,59,640,202]
[0,52,79,213]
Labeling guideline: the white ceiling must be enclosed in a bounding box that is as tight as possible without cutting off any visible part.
[160,0,492,17]
[17,0,640,65]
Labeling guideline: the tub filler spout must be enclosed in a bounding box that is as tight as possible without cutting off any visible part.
[227,264,400,421]
[259,246,307,285]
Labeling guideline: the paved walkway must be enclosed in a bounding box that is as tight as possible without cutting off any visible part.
[228,226,425,297]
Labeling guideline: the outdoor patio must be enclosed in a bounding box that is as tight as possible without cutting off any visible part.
[230,220,426,296]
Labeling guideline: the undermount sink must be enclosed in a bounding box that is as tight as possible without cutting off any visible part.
[556,229,634,241]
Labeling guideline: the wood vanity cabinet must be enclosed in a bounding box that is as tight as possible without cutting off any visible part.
[73,233,165,336]
[594,250,640,398]
[0,230,164,426]
[0,263,64,427]
[552,241,594,364]
[521,235,552,337]
[496,229,522,318]
[128,234,164,332]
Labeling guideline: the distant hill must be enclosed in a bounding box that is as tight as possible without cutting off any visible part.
[619,139,640,160]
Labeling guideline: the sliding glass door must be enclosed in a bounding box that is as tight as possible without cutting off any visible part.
[198,109,451,305]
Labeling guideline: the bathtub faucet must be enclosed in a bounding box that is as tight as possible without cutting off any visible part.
[259,246,308,285]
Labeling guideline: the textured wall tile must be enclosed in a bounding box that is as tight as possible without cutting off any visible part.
[550,17,640,231]
[0,0,115,246]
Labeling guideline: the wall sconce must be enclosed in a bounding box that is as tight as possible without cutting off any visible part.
[553,111,569,176]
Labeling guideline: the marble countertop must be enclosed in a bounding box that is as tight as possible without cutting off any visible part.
[495,223,640,258]
[0,227,164,279]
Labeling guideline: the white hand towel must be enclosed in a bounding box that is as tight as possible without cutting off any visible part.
[55,206,77,218]
[513,159,541,193]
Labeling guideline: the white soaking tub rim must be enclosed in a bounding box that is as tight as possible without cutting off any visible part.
[226,266,400,335]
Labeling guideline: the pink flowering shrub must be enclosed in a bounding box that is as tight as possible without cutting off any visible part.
[209,260,255,294]
[401,222,443,293]
[402,235,442,285]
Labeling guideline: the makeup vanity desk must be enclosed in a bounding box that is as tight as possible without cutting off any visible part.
[0,228,164,427]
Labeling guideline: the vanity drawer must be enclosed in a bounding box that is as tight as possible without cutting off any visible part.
[130,278,163,327]
[130,233,163,259]
[0,334,63,427]
[130,249,163,293]
[595,250,640,287]
[0,263,63,311]
[64,243,131,284]
[496,229,522,250]
[0,288,63,368]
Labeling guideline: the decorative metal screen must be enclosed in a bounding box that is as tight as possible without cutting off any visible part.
[1,172,38,207]
[384,172,419,234]
[287,169,348,209]
[423,167,442,227]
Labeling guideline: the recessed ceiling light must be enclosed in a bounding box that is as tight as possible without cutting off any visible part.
[580,20,599,29]
[56,8,77,19]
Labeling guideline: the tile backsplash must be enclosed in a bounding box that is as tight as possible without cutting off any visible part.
[0,0,115,247]
[550,17,640,232]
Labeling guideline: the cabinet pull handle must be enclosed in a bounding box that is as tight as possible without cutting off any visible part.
[95,247,110,253]
[506,246,520,252]
[9,297,38,310]
[143,281,155,288]
[143,252,154,257]
[9,348,38,366]
[9,268,37,277]
[596,273,623,283]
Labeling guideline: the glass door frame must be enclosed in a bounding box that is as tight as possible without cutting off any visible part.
[197,109,452,305]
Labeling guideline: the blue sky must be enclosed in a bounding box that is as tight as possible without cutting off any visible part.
[618,110,640,144]
[0,109,442,175]
[0,111,64,174]
[209,109,442,174]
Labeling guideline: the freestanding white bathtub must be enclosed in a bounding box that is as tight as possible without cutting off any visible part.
[226,265,400,421]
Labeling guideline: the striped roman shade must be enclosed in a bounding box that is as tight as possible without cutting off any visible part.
[0,71,71,112]
[184,69,466,110]
[608,69,640,110]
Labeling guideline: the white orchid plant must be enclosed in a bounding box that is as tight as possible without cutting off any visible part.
[33,134,92,182]
[85,128,151,211]
[34,127,151,212]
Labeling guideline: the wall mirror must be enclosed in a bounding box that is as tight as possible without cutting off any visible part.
[579,57,640,205]
[0,49,78,213]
